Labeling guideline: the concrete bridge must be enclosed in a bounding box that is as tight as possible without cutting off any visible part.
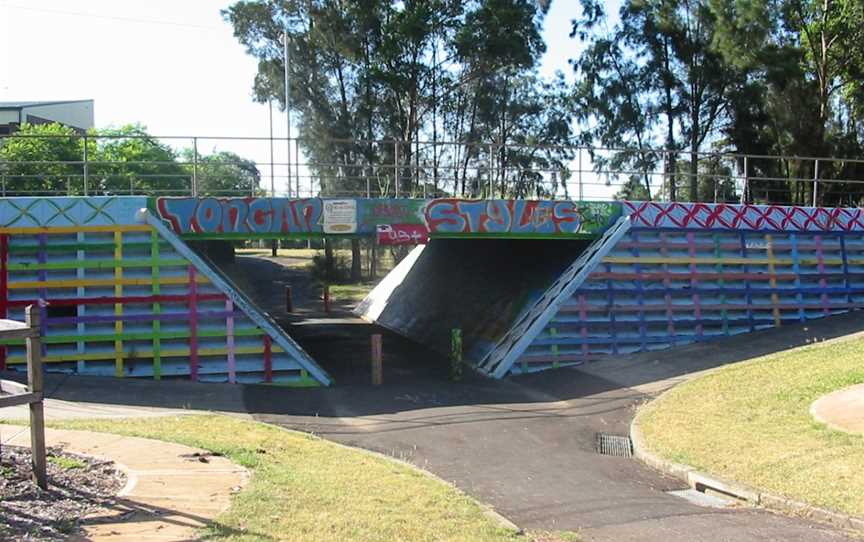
[1,195,863,387]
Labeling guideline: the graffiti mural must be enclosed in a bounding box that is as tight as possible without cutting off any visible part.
[154,197,622,239]
[624,201,864,232]
[156,197,323,235]
[425,199,619,236]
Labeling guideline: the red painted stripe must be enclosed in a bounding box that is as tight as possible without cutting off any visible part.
[263,335,273,383]
[8,293,225,308]
[0,235,7,370]
[188,266,198,382]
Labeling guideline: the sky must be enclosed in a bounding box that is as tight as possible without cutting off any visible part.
[0,0,603,197]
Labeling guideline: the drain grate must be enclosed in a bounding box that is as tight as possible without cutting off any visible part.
[595,433,633,457]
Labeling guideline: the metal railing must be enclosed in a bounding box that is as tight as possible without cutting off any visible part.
[2,133,864,206]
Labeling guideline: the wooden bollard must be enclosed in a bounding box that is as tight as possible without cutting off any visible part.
[323,285,331,313]
[285,286,293,313]
[25,306,47,489]
[371,334,383,385]
[450,328,463,382]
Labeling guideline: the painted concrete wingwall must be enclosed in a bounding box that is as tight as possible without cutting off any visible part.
[501,202,864,375]
[0,197,330,386]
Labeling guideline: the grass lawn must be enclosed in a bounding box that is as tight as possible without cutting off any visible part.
[329,282,377,303]
[34,415,578,542]
[638,334,864,518]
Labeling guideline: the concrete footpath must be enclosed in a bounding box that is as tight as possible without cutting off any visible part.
[2,426,247,541]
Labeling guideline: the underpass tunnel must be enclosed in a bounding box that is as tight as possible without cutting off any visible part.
[356,238,594,367]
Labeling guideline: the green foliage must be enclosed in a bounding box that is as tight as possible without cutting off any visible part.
[573,0,864,206]
[0,123,261,196]
[224,0,572,199]
[0,123,83,194]
[47,455,86,470]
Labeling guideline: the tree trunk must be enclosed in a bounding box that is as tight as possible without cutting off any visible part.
[350,238,362,282]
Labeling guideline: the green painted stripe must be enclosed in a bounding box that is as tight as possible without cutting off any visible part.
[9,241,172,254]
[7,258,188,271]
[0,328,264,346]
[152,230,162,380]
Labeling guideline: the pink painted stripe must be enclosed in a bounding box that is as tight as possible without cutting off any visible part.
[687,232,703,337]
[815,235,830,315]
[226,299,236,384]
[188,266,199,382]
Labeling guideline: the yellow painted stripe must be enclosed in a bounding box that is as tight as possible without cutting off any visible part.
[766,234,781,327]
[0,225,151,234]
[6,345,284,364]
[114,231,124,377]
[9,275,209,289]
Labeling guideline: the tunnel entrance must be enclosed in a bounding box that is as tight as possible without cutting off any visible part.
[195,237,594,385]
[198,242,455,386]
[357,238,594,366]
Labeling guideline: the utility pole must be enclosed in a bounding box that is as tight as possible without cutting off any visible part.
[284,31,292,198]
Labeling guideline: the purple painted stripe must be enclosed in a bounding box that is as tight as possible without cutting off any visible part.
[48,310,233,325]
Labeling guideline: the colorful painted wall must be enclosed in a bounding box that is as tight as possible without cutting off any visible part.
[153,197,622,240]
[480,202,864,376]
[0,197,330,385]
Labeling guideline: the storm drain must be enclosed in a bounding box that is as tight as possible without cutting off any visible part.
[595,433,633,457]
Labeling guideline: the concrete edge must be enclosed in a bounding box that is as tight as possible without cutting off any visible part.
[630,405,864,534]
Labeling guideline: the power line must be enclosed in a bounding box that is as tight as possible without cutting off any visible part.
[3,2,223,31]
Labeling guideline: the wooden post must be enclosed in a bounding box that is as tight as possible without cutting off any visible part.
[25,305,47,490]
[323,285,331,314]
[371,334,383,385]
[450,328,463,382]
[285,286,294,313]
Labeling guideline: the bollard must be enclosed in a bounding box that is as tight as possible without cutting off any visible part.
[285,286,293,313]
[371,334,383,385]
[450,328,463,382]
[323,285,331,313]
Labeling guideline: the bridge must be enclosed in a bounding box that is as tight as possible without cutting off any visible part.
[1,193,862,388]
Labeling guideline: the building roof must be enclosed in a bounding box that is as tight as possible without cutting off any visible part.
[0,100,94,110]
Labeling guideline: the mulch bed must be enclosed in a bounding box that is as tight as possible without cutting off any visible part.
[0,444,126,540]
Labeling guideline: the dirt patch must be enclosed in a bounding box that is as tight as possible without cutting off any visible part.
[0,445,126,540]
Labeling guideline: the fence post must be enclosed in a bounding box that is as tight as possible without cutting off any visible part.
[741,155,748,205]
[812,159,819,207]
[371,334,383,385]
[450,328,463,382]
[192,137,199,197]
[82,134,89,196]
[25,305,47,490]
[578,148,584,201]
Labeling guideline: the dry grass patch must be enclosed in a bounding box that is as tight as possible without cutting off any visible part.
[638,335,864,517]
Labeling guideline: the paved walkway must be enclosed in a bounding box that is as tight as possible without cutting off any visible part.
[812,383,864,434]
[2,426,247,541]
[7,312,864,541]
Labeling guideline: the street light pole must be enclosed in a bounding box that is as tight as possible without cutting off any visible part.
[269,100,277,257]
[284,31,292,198]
